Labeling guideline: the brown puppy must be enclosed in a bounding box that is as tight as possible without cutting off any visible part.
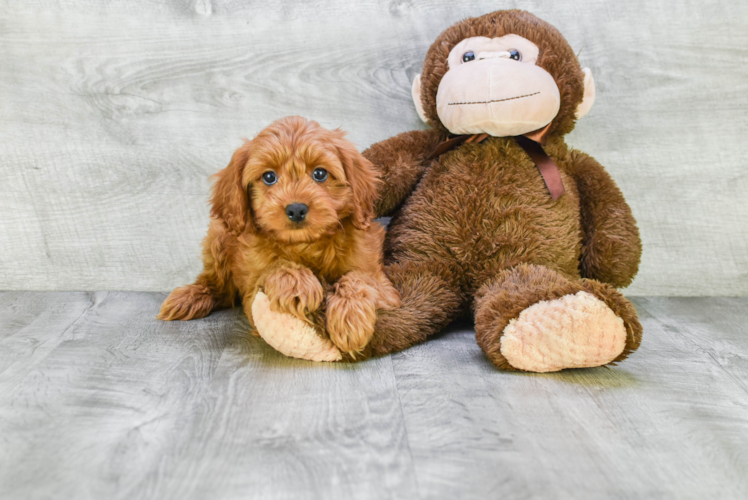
[158,116,400,355]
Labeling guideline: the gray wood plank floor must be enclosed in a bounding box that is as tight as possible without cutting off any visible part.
[1,292,747,499]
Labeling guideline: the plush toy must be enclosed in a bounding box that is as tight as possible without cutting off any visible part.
[254,9,643,372]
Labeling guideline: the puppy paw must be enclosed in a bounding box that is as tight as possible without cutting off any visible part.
[326,278,378,356]
[157,285,215,321]
[263,267,324,321]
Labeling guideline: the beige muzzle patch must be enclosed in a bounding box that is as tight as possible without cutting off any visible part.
[435,59,561,137]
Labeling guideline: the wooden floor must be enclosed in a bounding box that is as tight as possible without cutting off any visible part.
[1,293,746,499]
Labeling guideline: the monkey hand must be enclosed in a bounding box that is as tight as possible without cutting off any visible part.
[252,291,342,362]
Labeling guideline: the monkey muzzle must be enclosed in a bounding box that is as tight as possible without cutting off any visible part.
[436,58,561,137]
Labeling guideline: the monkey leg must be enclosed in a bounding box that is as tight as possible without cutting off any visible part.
[474,263,642,372]
[357,259,464,359]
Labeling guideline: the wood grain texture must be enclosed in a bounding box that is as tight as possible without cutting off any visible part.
[0,0,747,294]
[393,298,748,499]
[1,292,747,499]
[0,292,418,500]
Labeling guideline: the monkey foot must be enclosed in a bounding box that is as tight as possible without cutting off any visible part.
[252,291,342,362]
[500,291,626,373]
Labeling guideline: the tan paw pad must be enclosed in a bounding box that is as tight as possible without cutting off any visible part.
[500,291,626,373]
[252,291,342,362]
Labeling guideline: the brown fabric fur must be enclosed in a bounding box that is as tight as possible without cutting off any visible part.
[358,259,464,360]
[158,116,400,356]
[355,10,643,370]
[571,150,642,287]
[368,129,444,216]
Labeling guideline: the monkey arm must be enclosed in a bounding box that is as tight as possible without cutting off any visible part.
[363,129,444,217]
[570,150,642,289]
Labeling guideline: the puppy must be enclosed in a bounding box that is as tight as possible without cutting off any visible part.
[158,116,400,355]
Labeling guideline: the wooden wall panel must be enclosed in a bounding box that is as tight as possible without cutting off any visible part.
[0,0,746,294]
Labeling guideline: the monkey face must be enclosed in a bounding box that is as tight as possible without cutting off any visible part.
[435,35,560,136]
[412,15,596,139]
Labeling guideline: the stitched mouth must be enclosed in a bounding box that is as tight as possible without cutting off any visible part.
[448,92,540,106]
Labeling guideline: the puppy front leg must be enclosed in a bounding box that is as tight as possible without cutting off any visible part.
[158,221,236,321]
[326,271,400,356]
[257,261,324,324]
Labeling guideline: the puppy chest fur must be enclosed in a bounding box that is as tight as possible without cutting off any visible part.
[234,221,387,287]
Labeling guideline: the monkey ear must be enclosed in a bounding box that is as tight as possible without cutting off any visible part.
[576,67,596,119]
[209,140,255,235]
[411,74,429,124]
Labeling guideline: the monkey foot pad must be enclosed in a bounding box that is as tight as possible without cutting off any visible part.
[500,291,626,372]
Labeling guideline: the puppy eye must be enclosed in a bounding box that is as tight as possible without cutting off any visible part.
[509,49,521,61]
[312,168,328,182]
[462,51,475,63]
[262,171,277,186]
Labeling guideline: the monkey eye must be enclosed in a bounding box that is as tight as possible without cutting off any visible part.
[262,171,277,186]
[462,51,475,63]
[312,168,328,182]
[509,49,521,61]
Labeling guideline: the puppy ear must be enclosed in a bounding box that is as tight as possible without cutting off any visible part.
[209,140,255,235]
[333,133,379,230]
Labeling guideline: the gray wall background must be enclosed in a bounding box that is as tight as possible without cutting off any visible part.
[1,0,746,295]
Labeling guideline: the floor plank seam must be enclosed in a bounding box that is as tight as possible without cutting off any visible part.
[390,356,423,500]
[18,291,98,371]
[635,299,748,397]
[54,292,97,337]
[705,351,748,397]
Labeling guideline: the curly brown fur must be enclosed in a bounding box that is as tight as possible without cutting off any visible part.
[156,220,238,321]
[157,284,223,321]
[326,270,400,356]
[159,116,400,356]
[259,263,324,323]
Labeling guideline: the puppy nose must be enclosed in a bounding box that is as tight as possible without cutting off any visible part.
[285,203,308,223]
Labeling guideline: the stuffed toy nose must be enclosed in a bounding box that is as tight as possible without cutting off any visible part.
[285,203,308,223]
